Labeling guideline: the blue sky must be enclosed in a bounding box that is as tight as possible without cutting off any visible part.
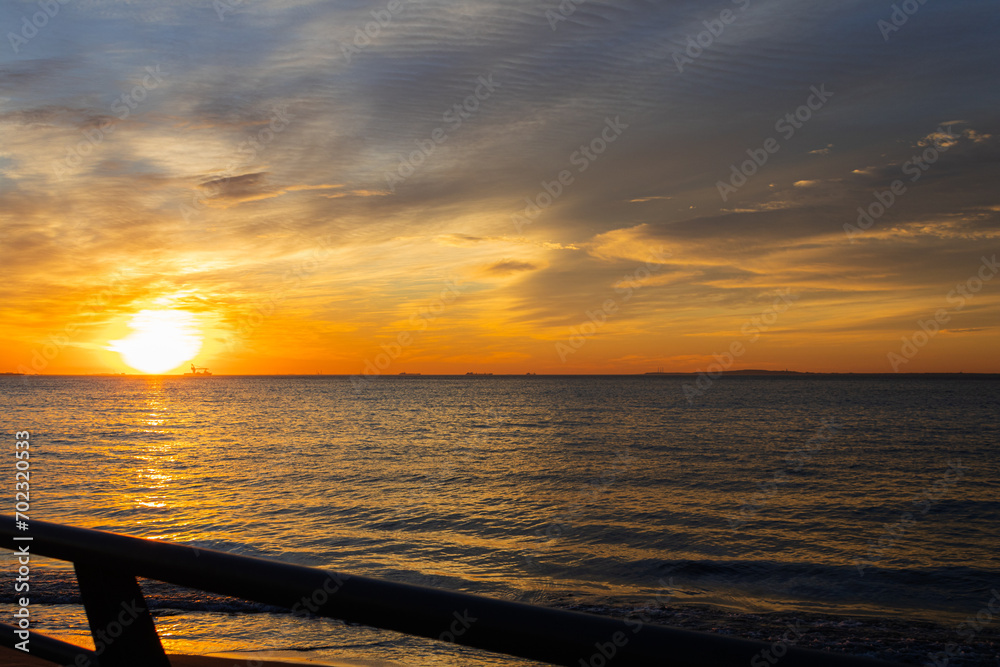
[1,0,998,374]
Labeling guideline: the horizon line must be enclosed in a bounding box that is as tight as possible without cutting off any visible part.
[6,371,999,378]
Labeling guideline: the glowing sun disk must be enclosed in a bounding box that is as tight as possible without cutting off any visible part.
[108,310,203,374]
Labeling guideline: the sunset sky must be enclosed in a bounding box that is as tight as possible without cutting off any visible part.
[1,0,997,375]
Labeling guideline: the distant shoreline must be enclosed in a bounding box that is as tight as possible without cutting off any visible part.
[9,371,1000,378]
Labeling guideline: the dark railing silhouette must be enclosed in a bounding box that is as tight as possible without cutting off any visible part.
[1,516,900,666]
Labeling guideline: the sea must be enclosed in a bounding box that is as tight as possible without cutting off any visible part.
[2,375,999,666]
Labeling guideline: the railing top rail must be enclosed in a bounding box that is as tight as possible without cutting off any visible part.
[1,516,900,667]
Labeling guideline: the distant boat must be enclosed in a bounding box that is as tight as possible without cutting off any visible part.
[183,364,213,377]
[399,372,422,376]
[466,372,493,375]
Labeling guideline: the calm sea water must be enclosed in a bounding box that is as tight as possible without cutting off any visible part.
[2,375,999,665]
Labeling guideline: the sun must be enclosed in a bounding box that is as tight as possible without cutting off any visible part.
[108,310,203,374]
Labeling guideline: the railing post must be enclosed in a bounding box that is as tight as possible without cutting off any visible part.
[74,562,170,667]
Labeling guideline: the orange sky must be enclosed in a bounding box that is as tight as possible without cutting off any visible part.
[2,2,998,375]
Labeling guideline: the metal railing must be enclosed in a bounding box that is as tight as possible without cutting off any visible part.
[1,516,901,666]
